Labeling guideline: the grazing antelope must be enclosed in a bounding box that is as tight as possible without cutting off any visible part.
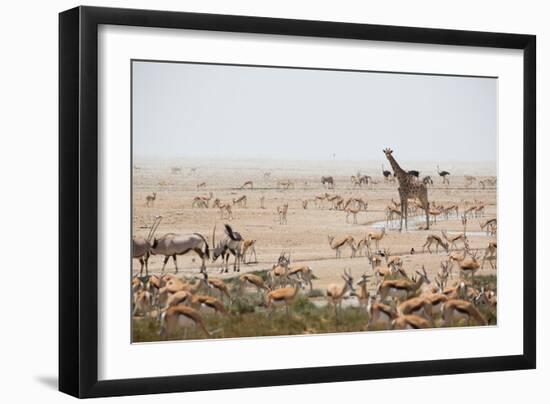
[214,200,233,220]
[474,203,485,218]
[264,279,303,318]
[398,297,434,324]
[240,180,253,189]
[196,181,206,190]
[313,194,326,208]
[302,199,309,209]
[441,230,467,251]
[422,234,449,254]
[145,192,157,207]
[170,167,182,174]
[190,294,229,315]
[327,234,355,258]
[232,195,247,208]
[391,314,431,330]
[193,191,213,208]
[201,273,231,303]
[239,273,270,294]
[367,228,386,251]
[263,172,271,179]
[378,266,430,302]
[150,232,210,273]
[277,202,289,225]
[160,305,212,339]
[277,179,294,189]
[287,264,316,292]
[366,294,397,330]
[441,299,488,326]
[326,268,355,319]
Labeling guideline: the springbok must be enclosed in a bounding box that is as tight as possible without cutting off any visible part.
[457,250,481,280]
[366,294,397,330]
[326,268,355,319]
[422,234,449,254]
[441,230,467,251]
[264,279,303,318]
[481,241,497,269]
[232,195,247,208]
[239,273,270,294]
[277,179,294,189]
[192,192,213,208]
[150,232,210,273]
[196,182,206,190]
[391,314,431,330]
[356,274,372,309]
[398,297,434,324]
[241,239,257,264]
[367,228,386,251]
[277,203,289,225]
[441,299,488,326]
[345,206,360,224]
[327,234,355,258]
[201,273,231,303]
[145,192,157,207]
[160,305,212,339]
[480,218,497,236]
[287,264,316,292]
[213,199,233,220]
[378,266,430,302]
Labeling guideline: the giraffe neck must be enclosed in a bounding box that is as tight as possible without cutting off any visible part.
[385,154,407,180]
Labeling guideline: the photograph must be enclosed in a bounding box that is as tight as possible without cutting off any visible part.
[131,60,498,342]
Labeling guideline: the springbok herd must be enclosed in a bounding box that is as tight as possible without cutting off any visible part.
[132,152,497,340]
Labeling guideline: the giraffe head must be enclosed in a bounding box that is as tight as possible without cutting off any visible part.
[383,148,393,156]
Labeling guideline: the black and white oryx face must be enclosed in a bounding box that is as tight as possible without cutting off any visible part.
[211,243,227,262]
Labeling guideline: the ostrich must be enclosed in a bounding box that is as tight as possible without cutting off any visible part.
[382,165,392,180]
[437,165,451,184]
[407,170,420,178]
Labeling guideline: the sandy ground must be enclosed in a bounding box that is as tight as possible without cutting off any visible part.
[132,158,497,293]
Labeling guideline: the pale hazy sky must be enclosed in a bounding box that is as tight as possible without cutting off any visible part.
[132,60,497,162]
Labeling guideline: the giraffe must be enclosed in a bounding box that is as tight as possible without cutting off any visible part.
[383,148,430,231]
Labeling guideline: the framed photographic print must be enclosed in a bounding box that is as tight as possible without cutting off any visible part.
[59,6,536,398]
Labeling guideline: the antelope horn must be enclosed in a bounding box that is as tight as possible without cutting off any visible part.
[212,222,217,247]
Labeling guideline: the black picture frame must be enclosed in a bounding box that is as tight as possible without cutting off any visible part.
[59,5,536,398]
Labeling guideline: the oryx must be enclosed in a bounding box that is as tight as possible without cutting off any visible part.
[132,216,162,276]
[150,231,210,273]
